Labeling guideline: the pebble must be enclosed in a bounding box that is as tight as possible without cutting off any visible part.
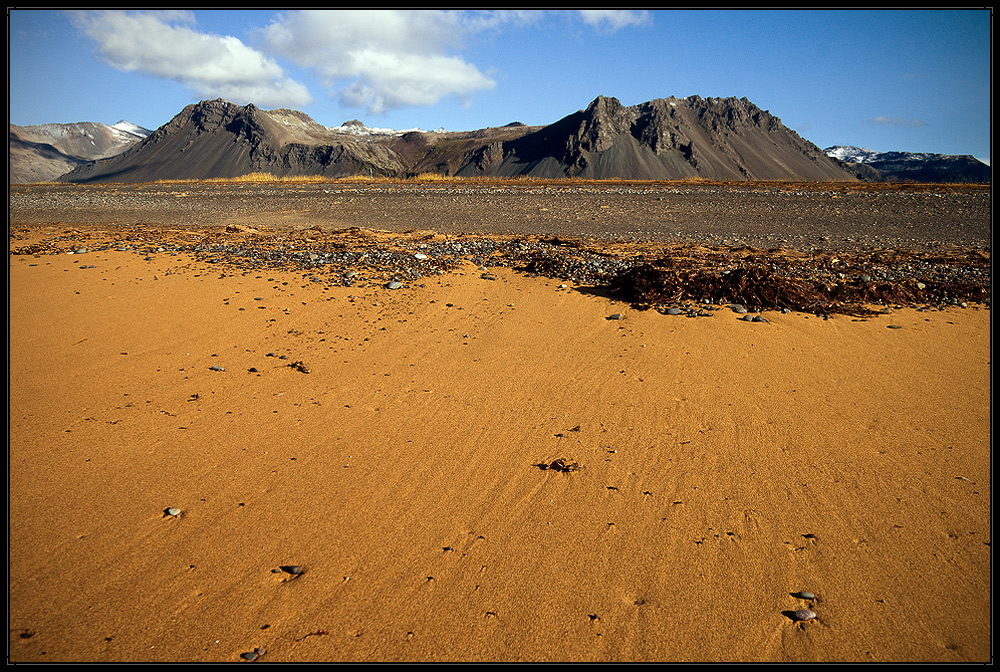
[792,609,817,622]
[792,591,816,600]
[384,281,403,290]
[607,313,624,320]
[730,304,748,314]
[164,507,181,516]
[665,307,684,315]
[209,365,225,371]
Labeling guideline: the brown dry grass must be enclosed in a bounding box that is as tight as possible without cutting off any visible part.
[137,173,988,193]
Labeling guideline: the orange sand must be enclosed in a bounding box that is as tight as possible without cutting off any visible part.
[9,231,991,662]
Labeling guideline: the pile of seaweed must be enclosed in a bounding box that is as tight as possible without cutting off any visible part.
[607,263,988,316]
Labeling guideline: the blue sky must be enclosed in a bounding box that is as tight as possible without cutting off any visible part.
[9,9,991,164]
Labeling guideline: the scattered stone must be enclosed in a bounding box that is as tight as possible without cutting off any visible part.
[606,313,623,320]
[791,609,817,622]
[665,307,684,315]
[792,591,816,600]
[164,507,181,516]
[887,325,903,329]
[385,281,403,290]
[209,365,225,372]
[240,648,265,661]
[280,565,304,576]
[537,458,581,472]
[289,360,311,374]
[752,315,769,323]
[730,304,748,314]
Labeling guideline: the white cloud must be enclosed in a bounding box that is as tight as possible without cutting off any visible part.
[69,10,312,108]
[578,10,652,32]
[260,10,513,115]
[866,116,926,129]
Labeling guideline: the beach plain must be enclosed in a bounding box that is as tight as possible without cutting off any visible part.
[9,180,991,662]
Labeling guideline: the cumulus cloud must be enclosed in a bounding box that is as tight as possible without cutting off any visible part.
[578,10,652,31]
[69,10,312,108]
[260,10,518,115]
[866,116,926,128]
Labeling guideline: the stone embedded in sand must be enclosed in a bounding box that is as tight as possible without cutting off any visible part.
[164,507,181,516]
[540,458,581,473]
[793,591,816,600]
[792,609,817,621]
[385,281,403,290]
[289,361,311,374]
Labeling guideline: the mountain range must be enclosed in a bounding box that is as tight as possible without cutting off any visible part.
[823,145,990,183]
[9,96,989,184]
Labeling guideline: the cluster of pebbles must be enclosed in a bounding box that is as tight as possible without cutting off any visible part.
[10,224,990,316]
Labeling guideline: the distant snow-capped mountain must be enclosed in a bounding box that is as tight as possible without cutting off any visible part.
[330,119,434,137]
[825,146,990,183]
[9,119,153,183]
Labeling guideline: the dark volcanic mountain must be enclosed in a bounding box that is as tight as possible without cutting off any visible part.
[58,96,861,184]
[460,95,855,181]
[55,101,411,184]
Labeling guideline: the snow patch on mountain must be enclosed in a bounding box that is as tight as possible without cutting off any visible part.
[111,120,153,139]
[329,119,432,136]
[824,146,882,163]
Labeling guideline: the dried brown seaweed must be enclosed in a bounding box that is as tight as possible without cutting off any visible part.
[606,263,972,316]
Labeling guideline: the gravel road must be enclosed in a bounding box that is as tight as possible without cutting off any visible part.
[9,181,991,253]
